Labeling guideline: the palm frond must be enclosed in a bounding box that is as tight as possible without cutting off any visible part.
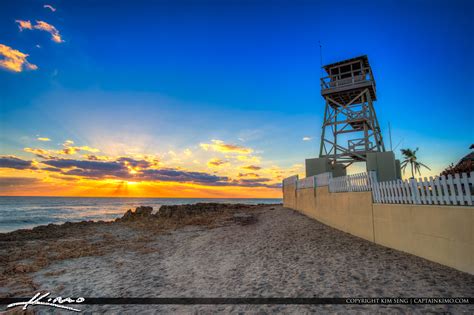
[418,162,431,170]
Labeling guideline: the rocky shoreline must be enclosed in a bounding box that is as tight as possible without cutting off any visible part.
[0,203,269,300]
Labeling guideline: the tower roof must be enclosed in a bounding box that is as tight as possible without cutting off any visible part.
[323,55,370,74]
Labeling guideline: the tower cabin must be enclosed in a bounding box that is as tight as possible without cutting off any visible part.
[320,55,376,104]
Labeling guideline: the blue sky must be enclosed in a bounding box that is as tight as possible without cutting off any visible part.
[0,0,473,196]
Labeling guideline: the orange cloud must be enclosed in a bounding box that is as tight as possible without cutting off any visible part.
[15,20,64,43]
[24,147,54,159]
[77,146,100,153]
[24,141,100,158]
[200,139,253,154]
[0,44,38,72]
[241,165,261,171]
[37,137,51,141]
[238,173,260,178]
[15,20,32,30]
[62,140,99,154]
[43,4,56,12]
[207,158,228,167]
[34,21,64,43]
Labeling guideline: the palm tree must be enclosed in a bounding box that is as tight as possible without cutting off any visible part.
[400,148,431,178]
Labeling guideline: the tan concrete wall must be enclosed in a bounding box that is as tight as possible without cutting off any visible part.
[373,204,474,274]
[284,182,473,274]
[311,187,374,242]
[295,188,316,216]
[282,184,296,209]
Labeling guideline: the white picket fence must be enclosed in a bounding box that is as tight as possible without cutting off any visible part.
[283,171,474,206]
[290,172,333,189]
[372,172,474,206]
[329,172,373,192]
[282,175,298,187]
[315,172,332,187]
[297,176,315,189]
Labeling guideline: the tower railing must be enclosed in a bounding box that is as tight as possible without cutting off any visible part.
[320,67,374,91]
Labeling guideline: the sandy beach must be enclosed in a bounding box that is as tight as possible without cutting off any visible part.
[1,203,473,314]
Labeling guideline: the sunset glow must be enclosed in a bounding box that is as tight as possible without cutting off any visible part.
[1,1,472,198]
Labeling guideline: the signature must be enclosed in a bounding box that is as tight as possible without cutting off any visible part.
[7,292,85,312]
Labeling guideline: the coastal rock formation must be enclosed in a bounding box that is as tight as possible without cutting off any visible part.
[157,203,241,218]
[119,203,259,222]
[120,206,154,221]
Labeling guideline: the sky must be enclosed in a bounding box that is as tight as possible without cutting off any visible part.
[0,0,473,198]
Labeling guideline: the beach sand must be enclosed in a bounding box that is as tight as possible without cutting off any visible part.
[1,204,473,314]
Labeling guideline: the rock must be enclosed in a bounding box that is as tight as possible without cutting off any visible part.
[135,206,153,216]
[158,203,220,218]
[120,206,154,221]
[122,209,133,220]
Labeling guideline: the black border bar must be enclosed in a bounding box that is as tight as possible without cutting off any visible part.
[1,298,472,305]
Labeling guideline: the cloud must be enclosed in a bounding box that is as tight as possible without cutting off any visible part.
[61,147,80,155]
[24,141,100,158]
[241,165,261,171]
[0,177,39,187]
[207,158,228,167]
[231,178,281,189]
[116,157,153,168]
[238,172,260,178]
[43,4,57,12]
[76,146,100,153]
[302,136,312,141]
[41,167,62,172]
[239,178,271,183]
[37,137,51,141]
[0,44,38,72]
[1,152,282,189]
[200,139,253,154]
[141,169,228,184]
[16,20,64,43]
[24,147,56,159]
[16,20,33,30]
[35,21,64,43]
[0,156,36,170]
[84,154,110,161]
[233,154,261,164]
[43,159,124,171]
[39,156,231,185]
[62,140,99,153]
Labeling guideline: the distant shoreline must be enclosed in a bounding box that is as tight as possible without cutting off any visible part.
[0,197,282,233]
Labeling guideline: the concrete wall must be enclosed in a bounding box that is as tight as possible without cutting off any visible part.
[283,186,474,274]
[373,204,473,274]
[295,188,315,217]
[282,184,296,209]
[313,187,374,242]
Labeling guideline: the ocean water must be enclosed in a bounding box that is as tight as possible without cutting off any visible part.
[0,197,282,233]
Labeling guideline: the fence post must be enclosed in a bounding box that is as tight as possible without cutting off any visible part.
[410,178,421,204]
[369,171,378,202]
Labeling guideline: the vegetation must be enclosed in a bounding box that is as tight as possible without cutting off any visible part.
[440,145,473,176]
[400,148,430,178]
